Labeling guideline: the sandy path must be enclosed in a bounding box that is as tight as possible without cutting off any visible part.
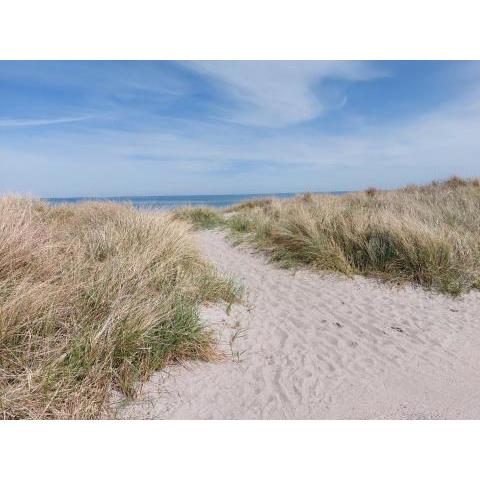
[116,230,480,419]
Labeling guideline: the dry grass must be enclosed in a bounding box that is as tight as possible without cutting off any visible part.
[0,197,240,419]
[224,177,480,295]
[225,197,274,212]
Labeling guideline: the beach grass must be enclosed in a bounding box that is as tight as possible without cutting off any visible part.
[172,205,225,229]
[210,177,480,295]
[0,197,240,419]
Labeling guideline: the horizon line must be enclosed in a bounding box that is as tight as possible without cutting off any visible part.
[41,190,352,200]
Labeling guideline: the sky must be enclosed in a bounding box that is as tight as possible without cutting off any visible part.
[1,60,479,196]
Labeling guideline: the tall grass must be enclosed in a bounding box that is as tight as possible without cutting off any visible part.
[223,177,480,295]
[0,197,239,419]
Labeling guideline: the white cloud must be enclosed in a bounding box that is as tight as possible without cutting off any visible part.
[3,89,480,197]
[0,116,91,128]
[186,61,386,127]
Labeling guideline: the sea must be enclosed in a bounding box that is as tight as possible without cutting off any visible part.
[45,192,347,210]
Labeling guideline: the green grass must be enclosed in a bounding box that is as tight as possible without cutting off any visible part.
[172,205,225,229]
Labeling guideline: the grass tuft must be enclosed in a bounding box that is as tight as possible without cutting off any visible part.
[225,197,274,212]
[172,206,224,229]
[0,197,240,419]
[219,177,480,295]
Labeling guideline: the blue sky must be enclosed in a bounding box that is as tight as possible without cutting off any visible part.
[1,60,479,196]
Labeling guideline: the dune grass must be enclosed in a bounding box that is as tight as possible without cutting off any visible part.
[225,197,274,213]
[222,177,480,295]
[0,197,240,419]
[172,205,225,229]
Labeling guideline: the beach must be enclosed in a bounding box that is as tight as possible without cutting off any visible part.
[4,23,480,480]
[115,229,480,419]
[4,181,480,419]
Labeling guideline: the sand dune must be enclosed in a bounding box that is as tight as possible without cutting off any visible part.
[115,230,480,419]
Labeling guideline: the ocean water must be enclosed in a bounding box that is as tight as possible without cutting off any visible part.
[45,192,347,210]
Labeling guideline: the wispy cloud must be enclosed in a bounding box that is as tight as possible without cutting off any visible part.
[185,61,386,127]
[1,61,479,196]
[0,116,92,128]
[3,85,479,197]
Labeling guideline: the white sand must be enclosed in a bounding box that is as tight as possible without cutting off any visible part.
[115,230,480,419]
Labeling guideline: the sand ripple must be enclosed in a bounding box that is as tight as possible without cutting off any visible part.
[116,230,480,419]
